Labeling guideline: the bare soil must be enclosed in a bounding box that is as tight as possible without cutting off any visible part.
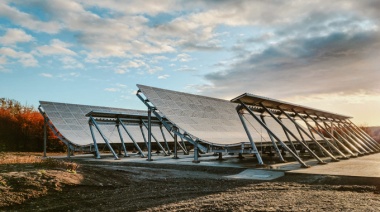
[1,153,380,211]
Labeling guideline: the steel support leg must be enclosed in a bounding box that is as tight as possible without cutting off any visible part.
[337,122,374,153]
[118,118,145,157]
[180,137,188,154]
[259,103,325,164]
[43,116,47,158]
[306,114,356,157]
[346,120,380,149]
[90,117,119,160]
[295,112,348,159]
[66,143,71,158]
[173,127,179,159]
[281,122,299,155]
[238,112,264,165]
[89,122,101,159]
[159,124,171,154]
[340,121,379,151]
[140,124,149,150]
[238,101,309,168]
[166,128,188,154]
[278,108,338,162]
[261,116,285,162]
[329,121,369,154]
[192,140,200,163]
[147,109,153,161]
[142,121,168,156]
[322,120,362,154]
[116,124,129,157]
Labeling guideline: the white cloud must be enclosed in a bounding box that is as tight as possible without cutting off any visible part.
[56,72,80,80]
[40,73,53,78]
[147,66,162,74]
[104,87,120,92]
[150,55,169,63]
[0,47,38,67]
[59,56,83,69]
[0,3,60,33]
[158,74,170,79]
[116,83,127,88]
[176,65,196,72]
[35,39,76,56]
[80,0,178,16]
[173,53,192,62]
[114,69,128,74]
[0,28,34,45]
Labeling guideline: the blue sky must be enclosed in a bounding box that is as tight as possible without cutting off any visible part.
[1,0,379,126]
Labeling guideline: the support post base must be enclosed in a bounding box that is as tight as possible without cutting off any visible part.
[255,164,268,168]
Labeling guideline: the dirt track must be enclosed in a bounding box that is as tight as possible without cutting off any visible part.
[1,159,380,211]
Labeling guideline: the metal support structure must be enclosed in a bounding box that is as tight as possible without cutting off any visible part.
[139,124,149,149]
[43,116,47,158]
[294,111,348,159]
[259,103,326,164]
[237,111,264,165]
[66,143,71,158]
[172,127,179,159]
[89,116,119,160]
[136,91,207,153]
[336,122,374,152]
[324,120,359,153]
[117,118,145,157]
[159,124,171,154]
[280,121,298,155]
[89,121,101,159]
[278,108,339,162]
[305,113,357,157]
[180,136,188,153]
[346,120,380,149]
[306,114,357,157]
[260,115,285,162]
[163,127,188,154]
[327,121,369,154]
[238,100,309,168]
[116,124,129,157]
[147,108,153,161]
[192,139,200,163]
[340,120,379,151]
[322,120,362,155]
[306,122,329,156]
[142,120,168,156]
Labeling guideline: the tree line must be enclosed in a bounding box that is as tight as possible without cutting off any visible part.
[0,98,64,152]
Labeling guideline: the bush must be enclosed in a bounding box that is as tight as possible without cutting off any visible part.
[0,98,65,152]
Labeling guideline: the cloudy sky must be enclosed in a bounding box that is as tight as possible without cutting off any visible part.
[1,0,379,126]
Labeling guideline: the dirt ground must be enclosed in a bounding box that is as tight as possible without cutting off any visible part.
[1,153,380,211]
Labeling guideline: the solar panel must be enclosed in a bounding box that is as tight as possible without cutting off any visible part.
[231,93,351,120]
[39,101,172,147]
[137,84,250,146]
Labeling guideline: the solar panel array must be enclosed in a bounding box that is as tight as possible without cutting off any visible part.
[137,85,317,146]
[40,101,172,147]
[137,84,249,146]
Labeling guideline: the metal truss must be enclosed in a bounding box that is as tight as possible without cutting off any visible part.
[136,89,206,163]
[231,93,379,168]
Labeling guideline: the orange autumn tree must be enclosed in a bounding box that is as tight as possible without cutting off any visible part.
[0,98,64,152]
